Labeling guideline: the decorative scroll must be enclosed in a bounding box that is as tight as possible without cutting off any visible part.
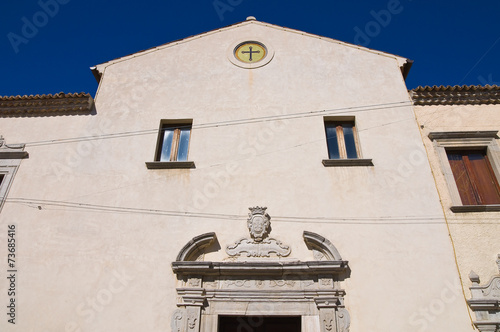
[226,238,290,257]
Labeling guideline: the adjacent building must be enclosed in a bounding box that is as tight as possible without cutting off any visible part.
[412,85,500,332]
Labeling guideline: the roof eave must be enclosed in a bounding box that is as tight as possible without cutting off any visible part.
[91,19,412,78]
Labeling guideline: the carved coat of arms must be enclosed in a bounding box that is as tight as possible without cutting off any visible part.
[226,207,291,258]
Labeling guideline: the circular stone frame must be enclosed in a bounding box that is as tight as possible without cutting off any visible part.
[227,39,275,69]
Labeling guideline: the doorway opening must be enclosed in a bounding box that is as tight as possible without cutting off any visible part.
[218,316,301,332]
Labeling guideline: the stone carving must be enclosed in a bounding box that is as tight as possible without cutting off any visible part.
[303,231,343,261]
[320,278,333,286]
[469,270,480,284]
[226,238,291,257]
[336,308,351,332]
[170,309,184,332]
[226,207,291,257]
[323,312,335,331]
[176,233,216,262]
[303,279,316,288]
[173,228,351,332]
[468,254,500,332]
[247,206,271,242]
[187,311,197,330]
[269,279,296,288]
[482,278,500,297]
[224,279,250,288]
[497,254,500,272]
[313,249,326,261]
[203,280,218,288]
[188,278,201,287]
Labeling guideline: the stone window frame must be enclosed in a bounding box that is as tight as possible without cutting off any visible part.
[145,119,195,169]
[322,116,373,167]
[0,164,17,212]
[0,137,29,213]
[429,131,500,212]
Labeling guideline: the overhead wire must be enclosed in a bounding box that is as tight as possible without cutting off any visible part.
[6,197,500,224]
[22,100,413,147]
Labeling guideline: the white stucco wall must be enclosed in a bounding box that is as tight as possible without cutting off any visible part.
[0,21,472,331]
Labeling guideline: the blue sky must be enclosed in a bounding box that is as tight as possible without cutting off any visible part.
[1,0,500,97]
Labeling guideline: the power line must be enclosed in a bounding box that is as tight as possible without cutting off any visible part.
[7,197,500,224]
[23,100,413,147]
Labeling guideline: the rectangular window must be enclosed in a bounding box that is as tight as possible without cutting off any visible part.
[447,149,500,205]
[325,121,359,159]
[146,120,195,169]
[157,123,191,162]
[322,118,373,167]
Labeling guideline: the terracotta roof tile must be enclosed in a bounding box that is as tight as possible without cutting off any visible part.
[0,92,94,117]
[410,85,500,105]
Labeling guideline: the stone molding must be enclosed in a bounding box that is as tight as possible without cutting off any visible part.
[171,260,348,276]
[468,254,500,332]
[145,161,195,169]
[304,231,343,261]
[176,233,216,262]
[428,131,498,141]
[322,159,373,167]
[451,205,500,213]
[0,136,28,159]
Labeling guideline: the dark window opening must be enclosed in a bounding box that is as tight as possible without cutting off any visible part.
[218,316,301,332]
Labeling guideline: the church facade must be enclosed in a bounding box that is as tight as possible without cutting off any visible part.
[1,18,496,332]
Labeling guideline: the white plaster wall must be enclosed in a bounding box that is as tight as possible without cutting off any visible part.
[0,22,472,331]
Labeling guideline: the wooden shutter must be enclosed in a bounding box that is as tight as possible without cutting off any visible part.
[447,150,500,205]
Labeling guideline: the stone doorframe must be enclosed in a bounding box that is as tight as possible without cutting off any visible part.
[171,231,351,332]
